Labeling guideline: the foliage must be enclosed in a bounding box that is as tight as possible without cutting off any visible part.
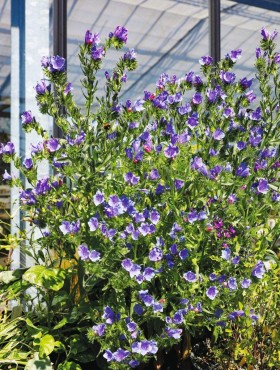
[0,26,279,369]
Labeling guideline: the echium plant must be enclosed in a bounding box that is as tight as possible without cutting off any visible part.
[0,26,279,369]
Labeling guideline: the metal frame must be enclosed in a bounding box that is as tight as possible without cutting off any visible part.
[209,0,221,64]
[53,0,67,138]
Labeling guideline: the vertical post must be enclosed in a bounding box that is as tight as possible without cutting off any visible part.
[209,0,221,63]
[53,0,67,138]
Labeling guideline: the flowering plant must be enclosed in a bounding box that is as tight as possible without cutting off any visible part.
[0,26,279,369]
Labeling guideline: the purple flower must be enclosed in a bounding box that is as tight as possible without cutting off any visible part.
[228,194,237,204]
[139,290,154,306]
[183,271,197,282]
[199,55,213,66]
[41,56,50,67]
[150,210,160,225]
[164,145,179,159]
[113,348,130,362]
[35,80,51,95]
[103,350,113,362]
[131,340,158,356]
[232,256,240,265]
[227,48,242,62]
[165,327,182,339]
[178,103,191,115]
[35,177,51,195]
[149,247,163,262]
[64,82,73,95]
[129,360,140,368]
[228,310,244,320]
[237,141,246,150]
[240,77,253,89]
[49,55,66,72]
[91,45,105,61]
[45,138,61,153]
[209,273,217,281]
[213,128,225,141]
[236,162,250,178]
[2,142,15,155]
[191,157,209,177]
[134,304,144,316]
[112,26,128,43]
[2,170,12,181]
[173,310,184,324]
[78,244,89,260]
[59,220,80,235]
[149,169,160,180]
[221,247,231,261]
[88,217,99,232]
[241,278,252,289]
[102,306,120,325]
[85,31,100,45]
[252,261,265,279]
[228,277,237,290]
[188,211,198,223]
[92,323,105,336]
[124,48,136,61]
[174,179,184,190]
[179,249,189,260]
[124,172,140,185]
[257,178,269,194]
[220,71,236,84]
[192,92,203,105]
[21,111,33,125]
[187,113,199,129]
[261,27,278,41]
[93,190,104,206]
[23,158,33,170]
[133,99,145,112]
[89,250,101,262]
[20,189,36,205]
[272,192,280,202]
[274,53,280,64]
[206,286,218,300]
[143,267,156,281]
[245,90,256,104]
[122,258,133,271]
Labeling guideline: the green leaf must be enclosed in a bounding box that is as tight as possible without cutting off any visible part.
[25,353,53,370]
[39,334,55,357]
[53,317,68,330]
[57,362,82,370]
[23,265,46,286]
[0,268,27,284]
[41,268,66,291]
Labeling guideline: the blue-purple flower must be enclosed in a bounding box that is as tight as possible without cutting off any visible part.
[49,55,66,72]
[35,80,51,95]
[164,145,179,159]
[124,172,140,185]
[236,162,250,178]
[220,71,236,84]
[91,45,105,61]
[111,26,128,43]
[92,323,105,336]
[45,138,61,153]
[131,340,158,356]
[149,247,163,262]
[241,278,252,289]
[59,220,80,235]
[252,261,265,279]
[183,271,197,282]
[199,55,213,66]
[206,286,218,300]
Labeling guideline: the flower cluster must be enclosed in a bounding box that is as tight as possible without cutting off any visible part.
[1,25,279,370]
